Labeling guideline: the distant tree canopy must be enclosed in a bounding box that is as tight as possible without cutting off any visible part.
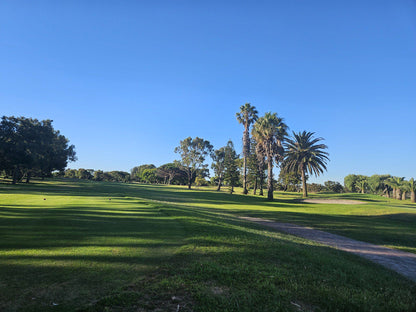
[0,116,76,183]
[343,174,415,203]
[62,168,131,183]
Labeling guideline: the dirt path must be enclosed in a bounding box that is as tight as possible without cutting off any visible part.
[240,216,416,282]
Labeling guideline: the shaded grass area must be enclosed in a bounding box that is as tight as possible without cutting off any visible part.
[0,179,415,311]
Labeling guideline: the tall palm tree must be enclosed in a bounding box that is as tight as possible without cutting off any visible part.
[252,112,288,200]
[236,103,258,194]
[284,131,329,197]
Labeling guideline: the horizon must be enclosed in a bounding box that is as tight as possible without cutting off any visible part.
[1,1,415,184]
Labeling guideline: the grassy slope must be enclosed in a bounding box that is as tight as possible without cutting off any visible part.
[0,179,415,311]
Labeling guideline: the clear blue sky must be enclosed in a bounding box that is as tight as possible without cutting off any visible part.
[1,0,415,183]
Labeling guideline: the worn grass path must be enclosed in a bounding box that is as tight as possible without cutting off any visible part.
[240,216,416,282]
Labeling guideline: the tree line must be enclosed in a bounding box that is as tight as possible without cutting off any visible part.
[0,116,76,184]
[173,103,329,200]
[344,174,416,203]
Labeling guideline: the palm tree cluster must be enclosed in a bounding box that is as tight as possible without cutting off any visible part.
[344,174,415,203]
[236,104,329,200]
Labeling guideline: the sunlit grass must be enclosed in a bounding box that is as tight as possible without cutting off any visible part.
[0,179,415,311]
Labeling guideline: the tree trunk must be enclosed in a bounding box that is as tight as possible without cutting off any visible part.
[411,191,415,203]
[402,191,406,201]
[12,166,19,185]
[396,189,402,200]
[187,168,192,189]
[392,188,396,198]
[267,157,273,200]
[242,125,250,195]
[253,179,257,195]
[301,169,308,197]
[259,169,264,196]
[217,176,222,191]
[26,171,31,183]
[361,187,364,194]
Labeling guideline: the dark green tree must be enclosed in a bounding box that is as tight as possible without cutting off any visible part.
[211,147,226,191]
[223,140,240,194]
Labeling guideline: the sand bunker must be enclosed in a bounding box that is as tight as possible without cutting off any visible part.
[298,198,366,205]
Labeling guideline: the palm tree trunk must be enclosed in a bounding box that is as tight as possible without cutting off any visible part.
[402,191,406,201]
[301,169,308,197]
[259,168,264,196]
[411,191,415,203]
[396,189,402,200]
[243,127,249,195]
[267,157,273,200]
[392,188,396,198]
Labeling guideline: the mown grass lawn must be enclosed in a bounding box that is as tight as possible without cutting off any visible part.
[0,179,415,311]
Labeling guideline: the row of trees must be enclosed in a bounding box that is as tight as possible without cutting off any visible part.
[172,104,329,200]
[61,169,131,183]
[344,174,416,202]
[0,116,76,184]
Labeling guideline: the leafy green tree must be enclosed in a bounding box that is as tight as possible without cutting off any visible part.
[131,164,156,182]
[277,169,302,192]
[367,174,391,196]
[355,175,368,194]
[324,181,344,193]
[64,169,77,179]
[223,140,240,194]
[141,168,157,183]
[236,103,258,195]
[156,163,182,185]
[252,112,288,200]
[344,174,359,193]
[93,170,104,181]
[174,137,213,189]
[284,131,329,198]
[0,116,76,184]
[211,147,226,191]
[307,183,325,193]
[76,168,93,180]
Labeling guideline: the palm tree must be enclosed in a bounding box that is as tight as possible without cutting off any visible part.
[355,175,368,194]
[284,131,329,197]
[236,103,258,195]
[409,178,416,203]
[252,112,288,200]
[386,177,404,200]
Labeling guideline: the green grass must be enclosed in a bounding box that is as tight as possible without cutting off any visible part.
[0,179,415,311]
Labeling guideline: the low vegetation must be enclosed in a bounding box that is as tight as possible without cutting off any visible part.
[0,179,415,311]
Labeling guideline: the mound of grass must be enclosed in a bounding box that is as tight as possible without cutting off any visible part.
[0,180,415,311]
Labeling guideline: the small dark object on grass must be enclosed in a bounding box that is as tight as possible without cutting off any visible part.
[109,198,111,201]
[44,198,46,200]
